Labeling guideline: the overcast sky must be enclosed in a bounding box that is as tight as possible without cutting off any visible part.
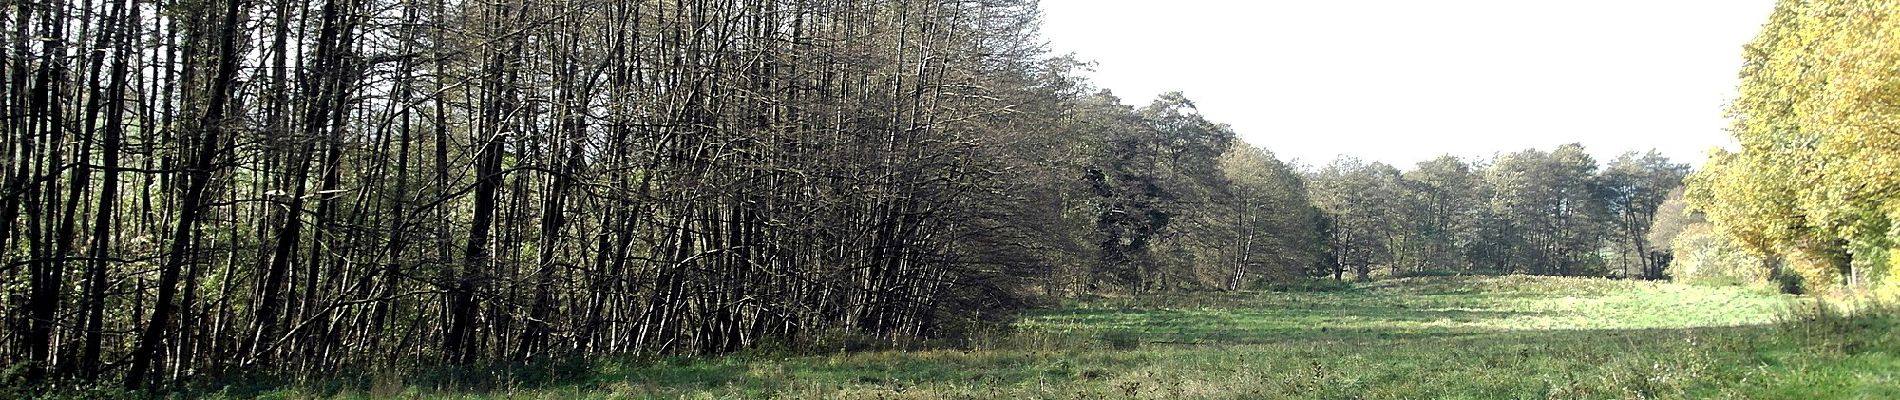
[1037,0,1778,168]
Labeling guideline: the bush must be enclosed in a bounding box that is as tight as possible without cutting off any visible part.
[1667,222,1768,286]
[1774,271,1806,295]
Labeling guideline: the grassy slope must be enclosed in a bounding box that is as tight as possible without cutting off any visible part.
[136,277,1900,399]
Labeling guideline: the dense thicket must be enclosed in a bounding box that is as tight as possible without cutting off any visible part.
[1685,0,1900,297]
[1,0,1702,390]
[0,0,1086,388]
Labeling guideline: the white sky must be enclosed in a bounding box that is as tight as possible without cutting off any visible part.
[1037,0,1778,168]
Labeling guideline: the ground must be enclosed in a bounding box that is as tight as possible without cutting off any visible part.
[173,276,1900,399]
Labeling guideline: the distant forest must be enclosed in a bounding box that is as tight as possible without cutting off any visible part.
[2,0,1888,392]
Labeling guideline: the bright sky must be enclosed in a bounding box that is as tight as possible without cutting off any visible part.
[1037,0,1778,168]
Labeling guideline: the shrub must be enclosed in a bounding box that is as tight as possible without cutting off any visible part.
[1667,222,1768,286]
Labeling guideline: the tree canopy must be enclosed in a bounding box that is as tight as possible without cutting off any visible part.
[1687,0,1900,297]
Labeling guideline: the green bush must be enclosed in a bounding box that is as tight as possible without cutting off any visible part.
[1667,222,1768,286]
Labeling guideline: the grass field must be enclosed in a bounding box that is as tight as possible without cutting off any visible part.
[155,276,1900,399]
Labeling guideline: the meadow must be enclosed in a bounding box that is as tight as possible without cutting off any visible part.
[115,276,1900,399]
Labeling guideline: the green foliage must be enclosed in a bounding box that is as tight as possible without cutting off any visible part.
[1304,146,1685,282]
[1485,145,1612,276]
[1198,145,1319,289]
[1307,157,1403,280]
[1603,151,1694,278]
[1670,222,1771,287]
[1401,156,1486,272]
[1081,92,1240,292]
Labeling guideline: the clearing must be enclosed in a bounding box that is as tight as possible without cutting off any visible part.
[209,276,1900,399]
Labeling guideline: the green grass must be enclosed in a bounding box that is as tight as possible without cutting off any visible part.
[1021,276,1796,345]
[45,276,1900,399]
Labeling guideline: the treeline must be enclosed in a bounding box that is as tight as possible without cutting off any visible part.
[0,0,1315,389]
[1042,138,1693,291]
[0,0,1703,392]
[1305,147,1688,281]
[1684,0,1900,297]
[1,0,1106,388]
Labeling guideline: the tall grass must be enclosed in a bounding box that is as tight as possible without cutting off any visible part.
[13,276,1898,399]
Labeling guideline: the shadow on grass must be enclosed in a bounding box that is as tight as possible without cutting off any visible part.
[168,355,752,399]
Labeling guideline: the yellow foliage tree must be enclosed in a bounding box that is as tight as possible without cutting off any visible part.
[1689,0,1900,296]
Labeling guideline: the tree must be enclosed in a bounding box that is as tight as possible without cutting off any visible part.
[1309,157,1403,281]
[1687,0,1900,295]
[1485,144,1609,276]
[1208,145,1318,289]
[1600,151,1689,279]
[1400,155,1484,272]
[1084,92,1235,292]
[0,0,1079,387]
